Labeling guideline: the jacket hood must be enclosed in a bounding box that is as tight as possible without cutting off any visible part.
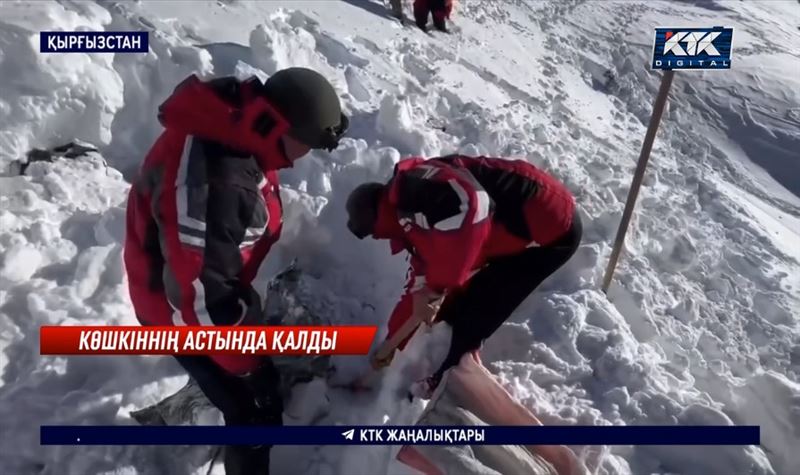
[158,75,293,171]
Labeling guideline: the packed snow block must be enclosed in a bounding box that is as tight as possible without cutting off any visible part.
[734,371,800,474]
[375,95,436,155]
[0,244,42,283]
[397,353,582,475]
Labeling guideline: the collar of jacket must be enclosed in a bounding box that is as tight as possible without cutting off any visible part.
[393,156,427,174]
[157,74,293,171]
[372,179,407,255]
[372,156,430,254]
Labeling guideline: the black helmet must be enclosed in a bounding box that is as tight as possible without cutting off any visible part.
[346,182,385,239]
[262,67,348,151]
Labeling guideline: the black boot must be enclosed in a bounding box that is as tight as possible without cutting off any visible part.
[241,359,284,425]
[223,360,284,475]
[414,8,429,32]
[433,16,448,33]
[224,444,271,475]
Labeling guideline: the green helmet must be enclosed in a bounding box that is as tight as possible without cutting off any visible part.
[262,67,349,151]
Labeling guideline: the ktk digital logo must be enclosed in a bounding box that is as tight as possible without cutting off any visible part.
[652,27,733,70]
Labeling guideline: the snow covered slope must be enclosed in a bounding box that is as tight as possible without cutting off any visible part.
[1,1,799,474]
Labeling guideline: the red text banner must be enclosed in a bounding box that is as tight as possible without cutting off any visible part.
[40,326,378,356]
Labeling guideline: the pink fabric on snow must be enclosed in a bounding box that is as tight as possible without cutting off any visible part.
[397,352,582,475]
[397,446,444,475]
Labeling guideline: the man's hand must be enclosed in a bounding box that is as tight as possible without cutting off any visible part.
[366,288,444,373]
[412,289,444,326]
[370,348,395,370]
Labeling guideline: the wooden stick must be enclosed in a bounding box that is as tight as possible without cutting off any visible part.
[602,69,675,293]
[348,315,425,389]
[374,314,424,360]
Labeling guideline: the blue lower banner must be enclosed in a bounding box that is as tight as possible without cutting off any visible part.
[41,425,759,446]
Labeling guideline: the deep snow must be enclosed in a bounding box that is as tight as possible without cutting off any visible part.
[1,1,799,474]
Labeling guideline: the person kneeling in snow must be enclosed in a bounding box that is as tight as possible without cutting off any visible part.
[346,155,581,395]
[123,69,347,475]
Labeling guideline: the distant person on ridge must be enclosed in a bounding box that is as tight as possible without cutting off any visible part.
[123,68,347,475]
[345,155,581,395]
[389,0,405,23]
[414,0,454,32]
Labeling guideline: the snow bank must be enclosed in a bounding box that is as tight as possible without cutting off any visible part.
[0,1,122,169]
[0,148,139,474]
[732,371,800,474]
[1,1,799,475]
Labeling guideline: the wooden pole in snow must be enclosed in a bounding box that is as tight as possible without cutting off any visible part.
[601,69,675,294]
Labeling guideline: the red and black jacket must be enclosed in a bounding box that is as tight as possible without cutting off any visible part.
[123,75,291,375]
[374,155,576,349]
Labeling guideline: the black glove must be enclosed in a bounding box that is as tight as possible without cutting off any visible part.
[240,359,284,426]
[238,284,266,326]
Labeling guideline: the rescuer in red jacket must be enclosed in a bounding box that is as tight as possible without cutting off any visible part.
[123,68,347,475]
[346,155,582,394]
